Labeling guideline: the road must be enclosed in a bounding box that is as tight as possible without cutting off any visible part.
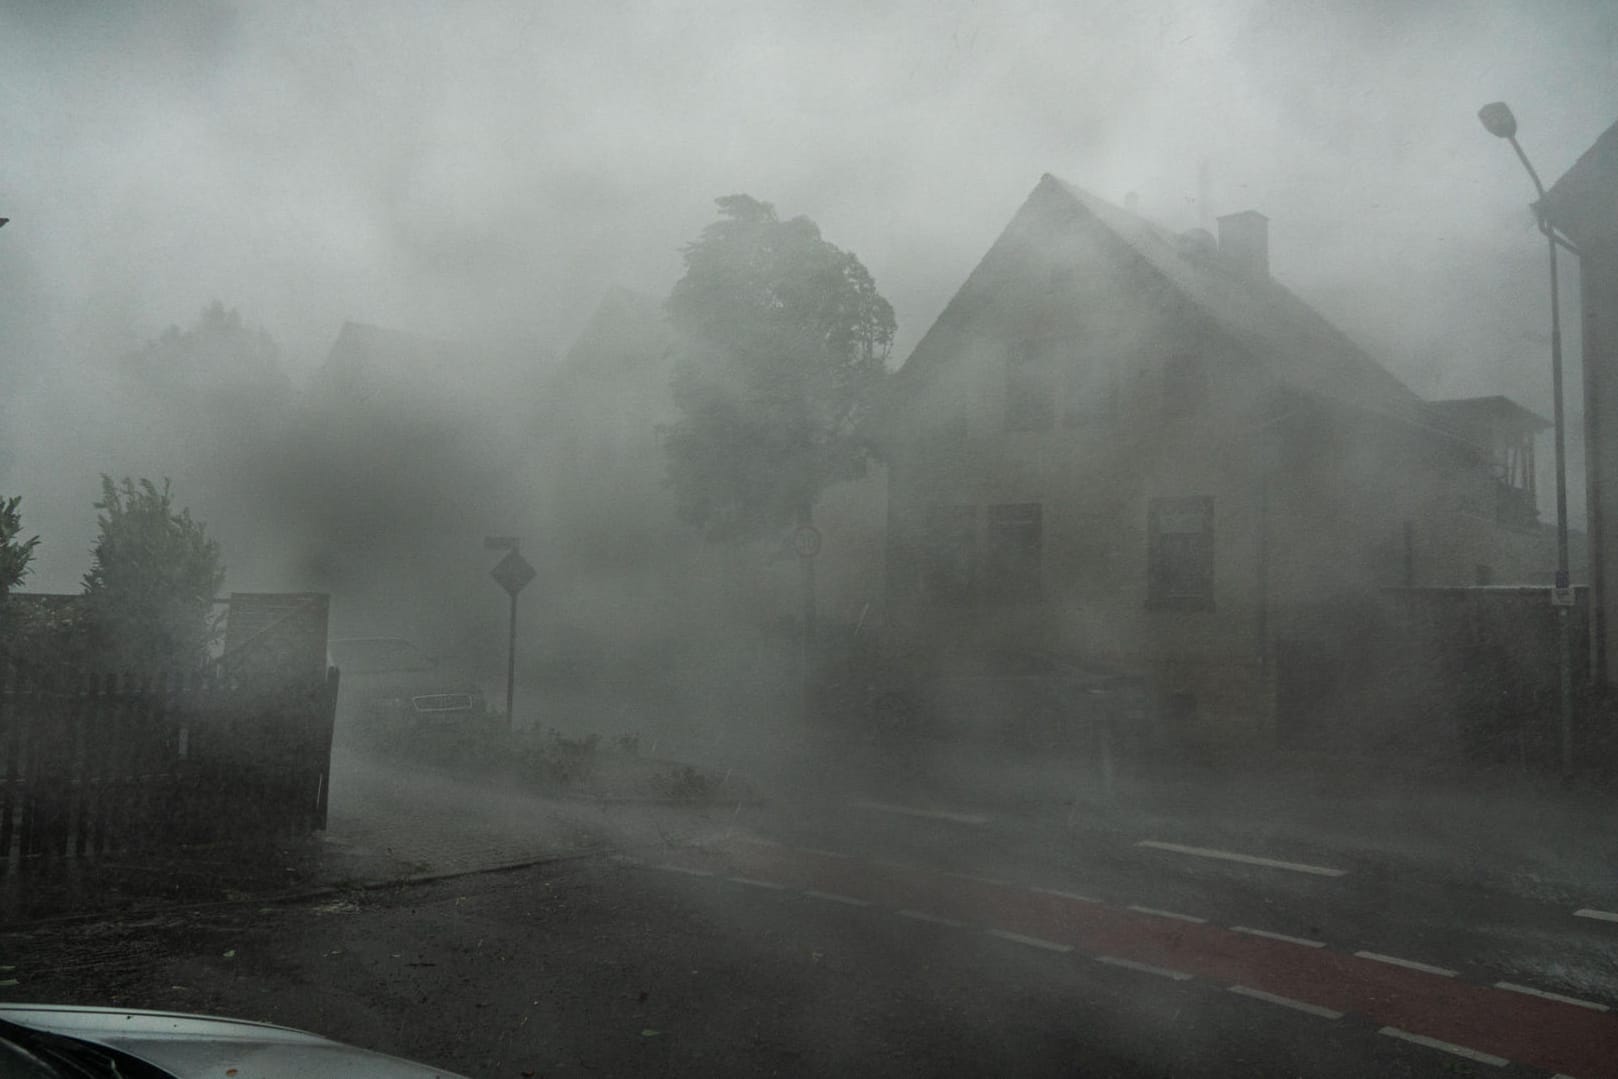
[5,746,1618,1077]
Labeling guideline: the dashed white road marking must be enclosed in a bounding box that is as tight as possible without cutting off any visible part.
[1494,981,1610,1011]
[987,929,1072,953]
[850,800,989,826]
[656,864,713,877]
[945,871,1011,887]
[1230,926,1327,948]
[1032,886,1101,904]
[1097,956,1193,981]
[1573,907,1618,923]
[1354,951,1458,977]
[1377,1026,1508,1067]
[1136,839,1347,878]
[729,876,787,890]
[1227,985,1342,1019]
[803,889,870,908]
[867,860,919,880]
[896,909,966,928]
[1127,904,1207,924]
[795,846,851,860]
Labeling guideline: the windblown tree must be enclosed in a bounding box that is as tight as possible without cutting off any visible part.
[0,495,39,598]
[82,476,225,672]
[663,195,894,544]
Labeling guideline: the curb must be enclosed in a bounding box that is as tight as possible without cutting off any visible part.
[0,845,617,932]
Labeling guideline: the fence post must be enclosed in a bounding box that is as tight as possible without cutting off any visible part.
[0,661,17,871]
[316,665,339,831]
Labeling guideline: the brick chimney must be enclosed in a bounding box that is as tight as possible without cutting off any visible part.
[1217,210,1269,280]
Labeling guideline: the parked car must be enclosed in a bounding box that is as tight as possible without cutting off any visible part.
[328,636,497,753]
[0,1002,469,1078]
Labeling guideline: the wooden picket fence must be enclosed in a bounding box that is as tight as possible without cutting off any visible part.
[0,663,339,872]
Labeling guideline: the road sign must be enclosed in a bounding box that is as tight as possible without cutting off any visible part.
[1552,586,1576,607]
[490,549,536,596]
[792,525,822,559]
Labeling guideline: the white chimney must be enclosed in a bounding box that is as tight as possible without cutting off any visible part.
[1217,210,1269,279]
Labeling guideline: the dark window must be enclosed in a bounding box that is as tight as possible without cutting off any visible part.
[1005,340,1057,431]
[1162,353,1206,417]
[1065,360,1116,426]
[1147,497,1214,610]
[985,503,1043,600]
[922,504,977,604]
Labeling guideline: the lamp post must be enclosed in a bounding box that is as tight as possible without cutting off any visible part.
[1478,101,1576,775]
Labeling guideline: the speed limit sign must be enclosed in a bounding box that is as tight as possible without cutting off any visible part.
[792,525,822,559]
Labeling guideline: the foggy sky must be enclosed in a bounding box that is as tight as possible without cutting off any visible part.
[2,0,1616,592]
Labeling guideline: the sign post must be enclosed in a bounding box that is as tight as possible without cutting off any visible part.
[793,523,821,717]
[486,537,535,729]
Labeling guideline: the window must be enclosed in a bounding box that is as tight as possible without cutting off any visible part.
[1162,353,1206,417]
[1147,497,1214,610]
[1065,359,1116,426]
[921,504,977,604]
[985,503,1043,600]
[1005,340,1057,431]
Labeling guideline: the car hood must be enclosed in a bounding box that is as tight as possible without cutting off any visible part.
[0,1003,468,1079]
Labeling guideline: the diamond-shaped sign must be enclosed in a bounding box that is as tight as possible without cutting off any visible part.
[490,549,536,596]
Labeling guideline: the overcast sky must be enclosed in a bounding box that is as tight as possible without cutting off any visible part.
[2,0,1616,587]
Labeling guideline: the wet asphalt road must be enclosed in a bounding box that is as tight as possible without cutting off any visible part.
[4,750,1618,1077]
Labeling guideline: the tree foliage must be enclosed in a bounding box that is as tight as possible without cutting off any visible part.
[663,194,894,542]
[0,495,40,597]
[82,476,225,672]
[123,301,290,409]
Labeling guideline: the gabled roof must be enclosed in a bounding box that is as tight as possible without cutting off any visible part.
[559,287,673,378]
[898,174,1425,425]
[314,321,459,396]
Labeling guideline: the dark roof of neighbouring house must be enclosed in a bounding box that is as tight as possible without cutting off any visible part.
[559,287,673,377]
[1543,117,1618,246]
[310,321,460,398]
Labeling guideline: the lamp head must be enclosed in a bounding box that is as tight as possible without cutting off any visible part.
[1478,101,1518,140]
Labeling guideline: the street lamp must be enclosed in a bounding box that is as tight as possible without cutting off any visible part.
[1478,100,1576,774]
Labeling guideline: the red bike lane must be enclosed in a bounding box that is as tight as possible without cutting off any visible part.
[649,838,1618,1078]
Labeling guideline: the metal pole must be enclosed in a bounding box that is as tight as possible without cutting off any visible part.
[1548,220,1576,776]
[801,545,817,713]
[1506,131,1576,776]
[506,590,518,731]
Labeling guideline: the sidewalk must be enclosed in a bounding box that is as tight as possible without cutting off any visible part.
[745,732,1618,907]
[1,746,742,924]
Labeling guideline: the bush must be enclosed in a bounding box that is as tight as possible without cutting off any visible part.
[82,476,224,672]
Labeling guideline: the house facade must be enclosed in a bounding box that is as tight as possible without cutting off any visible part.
[883,175,1552,746]
[1545,116,1618,688]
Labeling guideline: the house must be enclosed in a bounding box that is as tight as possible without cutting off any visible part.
[1544,116,1618,687]
[526,289,889,727]
[882,174,1553,746]
[278,321,546,658]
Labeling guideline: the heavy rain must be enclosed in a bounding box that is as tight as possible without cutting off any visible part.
[2,3,1617,1076]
